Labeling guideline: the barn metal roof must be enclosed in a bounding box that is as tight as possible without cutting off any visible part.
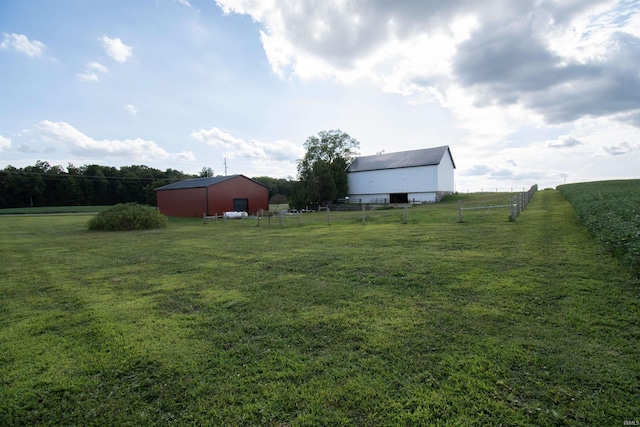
[347,146,455,173]
[155,175,240,191]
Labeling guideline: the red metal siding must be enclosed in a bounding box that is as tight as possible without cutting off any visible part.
[207,176,268,216]
[157,175,268,218]
[157,187,206,217]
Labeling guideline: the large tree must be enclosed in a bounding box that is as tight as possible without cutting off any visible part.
[290,130,359,208]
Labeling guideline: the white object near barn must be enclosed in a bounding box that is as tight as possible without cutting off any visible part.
[223,211,248,219]
[347,146,455,204]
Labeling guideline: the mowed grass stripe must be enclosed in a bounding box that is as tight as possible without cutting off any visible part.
[0,190,638,426]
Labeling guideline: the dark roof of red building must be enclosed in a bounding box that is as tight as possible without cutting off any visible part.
[155,174,267,191]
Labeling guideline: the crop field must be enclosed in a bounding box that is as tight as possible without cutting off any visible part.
[558,179,640,277]
[1,190,638,425]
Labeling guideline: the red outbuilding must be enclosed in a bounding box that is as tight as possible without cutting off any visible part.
[155,175,269,218]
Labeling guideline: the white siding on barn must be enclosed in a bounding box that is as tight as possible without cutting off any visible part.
[437,151,455,192]
[348,192,439,204]
[348,193,393,204]
[348,165,440,202]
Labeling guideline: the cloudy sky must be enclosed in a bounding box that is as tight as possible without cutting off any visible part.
[1,0,638,191]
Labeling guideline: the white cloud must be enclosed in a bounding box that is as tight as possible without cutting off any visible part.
[124,104,138,116]
[191,126,304,162]
[191,127,244,146]
[216,0,640,150]
[36,120,170,161]
[215,0,482,82]
[450,112,640,191]
[0,33,46,57]
[100,36,133,62]
[465,164,492,176]
[212,1,519,146]
[263,139,305,161]
[77,61,108,82]
[175,151,196,161]
[603,141,640,156]
[545,1,639,64]
[88,61,108,73]
[0,134,11,151]
[547,135,583,148]
[77,71,100,82]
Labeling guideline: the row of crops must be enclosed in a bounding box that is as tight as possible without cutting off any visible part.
[558,179,640,277]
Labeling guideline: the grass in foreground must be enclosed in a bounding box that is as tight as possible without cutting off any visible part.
[0,190,638,425]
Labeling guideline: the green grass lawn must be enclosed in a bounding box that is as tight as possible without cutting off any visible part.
[0,205,108,215]
[1,190,638,425]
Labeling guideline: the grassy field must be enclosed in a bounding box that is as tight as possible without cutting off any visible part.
[0,205,108,215]
[1,190,638,425]
[0,205,290,216]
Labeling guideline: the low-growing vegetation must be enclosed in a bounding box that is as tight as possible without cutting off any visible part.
[1,190,638,425]
[558,179,640,276]
[87,202,168,231]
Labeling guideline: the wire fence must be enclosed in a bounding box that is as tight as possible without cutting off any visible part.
[201,185,539,228]
[456,184,538,222]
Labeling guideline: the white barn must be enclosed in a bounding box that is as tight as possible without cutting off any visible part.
[347,146,456,204]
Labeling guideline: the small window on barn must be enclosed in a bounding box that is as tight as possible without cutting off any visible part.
[390,193,409,204]
[233,198,248,212]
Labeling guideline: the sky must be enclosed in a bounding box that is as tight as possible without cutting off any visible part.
[1,0,639,192]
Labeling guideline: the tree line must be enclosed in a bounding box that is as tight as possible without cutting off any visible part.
[0,161,293,209]
[1,129,358,209]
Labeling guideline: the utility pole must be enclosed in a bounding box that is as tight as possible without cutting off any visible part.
[223,158,228,176]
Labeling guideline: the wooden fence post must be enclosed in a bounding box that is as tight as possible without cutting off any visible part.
[362,204,365,225]
[458,200,462,223]
[404,205,408,224]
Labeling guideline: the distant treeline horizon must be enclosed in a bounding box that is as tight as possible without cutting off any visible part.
[0,161,292,209]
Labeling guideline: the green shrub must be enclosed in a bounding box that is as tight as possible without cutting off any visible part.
[88,203,168,231]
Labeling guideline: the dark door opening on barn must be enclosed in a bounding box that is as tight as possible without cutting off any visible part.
[233,198,249,212]
[390,193,408,204]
